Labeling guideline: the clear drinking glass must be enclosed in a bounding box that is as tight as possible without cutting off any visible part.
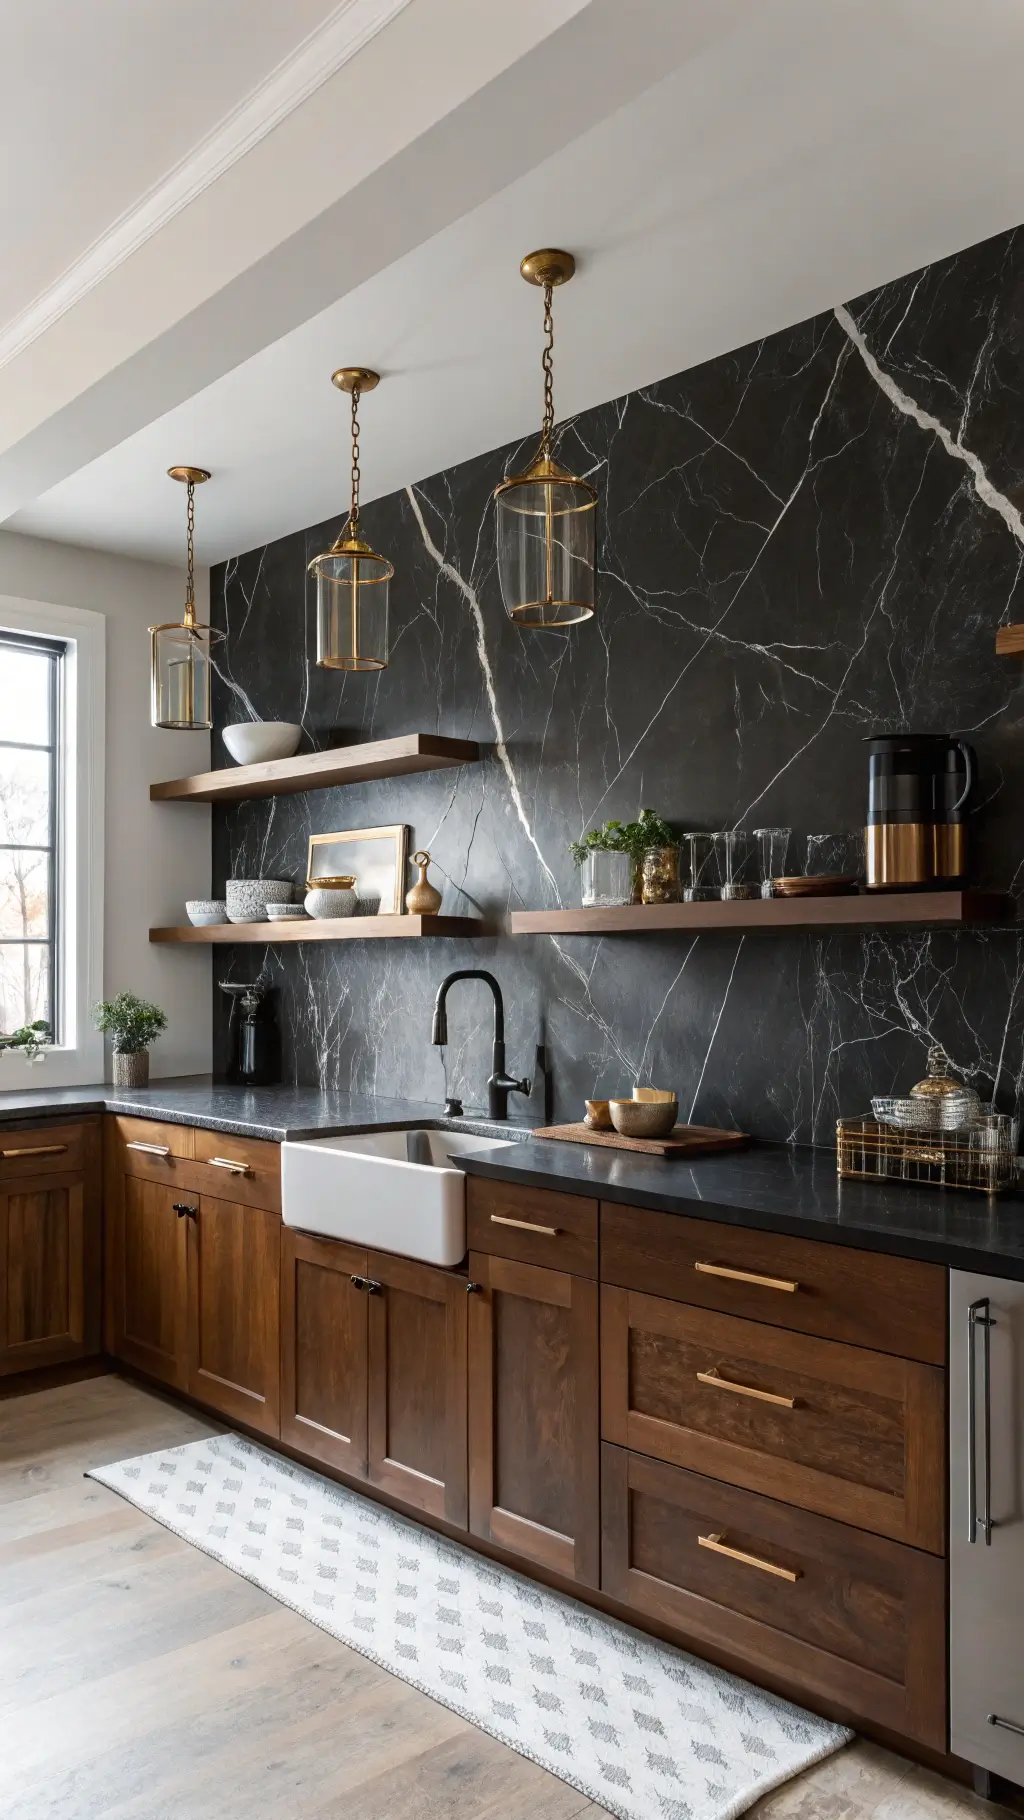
[712,831,760,900]
[804,832,865,879]
[754,828,791,898]
[581,849,633,908]
[682,833,716,900]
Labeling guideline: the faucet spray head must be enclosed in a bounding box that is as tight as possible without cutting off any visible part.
[431,1004,447,1046]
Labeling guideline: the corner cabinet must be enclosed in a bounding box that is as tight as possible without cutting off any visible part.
[0,1118,102,1374]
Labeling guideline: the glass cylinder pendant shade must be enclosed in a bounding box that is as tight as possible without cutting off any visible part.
[149,621,219,729]
[495,454,596,627]
[311,534,392,671]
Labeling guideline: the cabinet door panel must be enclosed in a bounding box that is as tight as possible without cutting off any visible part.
[0,1179,85,1371]
[280,1228,368,1476]
[367,1250,467,1526]
[468,1252,599,1585]
[107,1171,188,1389]
[188,1195,280,1436]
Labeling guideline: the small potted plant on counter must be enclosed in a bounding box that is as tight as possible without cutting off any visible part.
[570,809,677,907]
[0,1019,51,1065]
[93,992,168,1088]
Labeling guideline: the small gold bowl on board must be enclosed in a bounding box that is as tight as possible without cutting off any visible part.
[633,1087,677,1104]
[609,1097,678,1139]
[584,1099,613,1130]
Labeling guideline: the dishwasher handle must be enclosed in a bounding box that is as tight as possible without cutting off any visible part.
[968,1296,996,1546]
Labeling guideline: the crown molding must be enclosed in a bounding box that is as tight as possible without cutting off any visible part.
[0,0,413,373]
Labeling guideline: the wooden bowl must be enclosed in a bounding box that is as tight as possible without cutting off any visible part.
[584,1100,613,1130]
[609,1097,678,1139]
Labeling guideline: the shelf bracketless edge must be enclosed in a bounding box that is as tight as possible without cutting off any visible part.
[996,624,1024,656]
[150,914,491,944]
[150,733,481,803]
[509,890,1015,936]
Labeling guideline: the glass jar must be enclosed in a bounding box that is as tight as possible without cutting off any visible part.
[581,849,633,908]
[640,846,681,905]
[682,833,716,900]
[753,827,791,898]
[712,830,759,900]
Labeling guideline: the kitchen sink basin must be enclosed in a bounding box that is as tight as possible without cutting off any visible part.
[280,1128,514,1267]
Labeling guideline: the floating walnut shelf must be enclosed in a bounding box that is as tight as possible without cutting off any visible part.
[509,891,1014,937]
[150,914,491,945]
[150,733,480,804]
[995,625,1024,657]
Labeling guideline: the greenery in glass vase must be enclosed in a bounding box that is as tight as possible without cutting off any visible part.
[569,808,676,867]
[93,992,168,1055]
[0,1019,51,1064]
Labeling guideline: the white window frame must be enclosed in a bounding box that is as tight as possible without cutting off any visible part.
[0,596,104,1087]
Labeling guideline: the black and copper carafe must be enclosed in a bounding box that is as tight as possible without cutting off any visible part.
[864,734,975,889]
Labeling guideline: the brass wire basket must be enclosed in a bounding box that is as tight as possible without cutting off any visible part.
[836,1114,1019,1194]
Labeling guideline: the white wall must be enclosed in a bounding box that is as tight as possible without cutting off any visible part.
[0,528,211,1079]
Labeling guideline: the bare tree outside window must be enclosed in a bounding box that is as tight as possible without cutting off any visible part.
[0,634,62,1039]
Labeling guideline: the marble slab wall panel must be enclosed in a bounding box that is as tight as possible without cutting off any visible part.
[210,225,1024,1143]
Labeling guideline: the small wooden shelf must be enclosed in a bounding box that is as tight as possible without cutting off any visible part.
[150,733,480,804]
[996,625,1024,656]
[150,914,489,944]
[509,891,1014,937]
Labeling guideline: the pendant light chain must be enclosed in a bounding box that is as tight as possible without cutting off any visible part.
[541,281,555,456]
[349,382,362,535]
[184,478,196,626]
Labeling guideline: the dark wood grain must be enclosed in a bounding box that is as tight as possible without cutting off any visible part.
[601,1443,947,1751]
[186,1193,281,1436]
[601,1202,947,1365]
[150,732,480,802]
[113,1116,194,1162]
[106,1170,189,1390]
[0,1120,86,1181]
[467,1251,599,1586]
[466,1177,598,1278]
[366,1249,468,1527]
[280,1227,368,1476]
[190,1128,281,1212]
[995,623,1024,656]
[510,891,1012,935]
[601,1286,945,1551]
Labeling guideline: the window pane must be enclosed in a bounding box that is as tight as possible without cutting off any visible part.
[0,745,50,846]
[0,942,50,1032]
[0,849,49,938]
[0,645,52,745]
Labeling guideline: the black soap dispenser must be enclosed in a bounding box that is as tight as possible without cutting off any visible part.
[219,982,281,1086]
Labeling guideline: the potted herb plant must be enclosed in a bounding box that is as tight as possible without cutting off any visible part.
[93,992,168,1088]
[569,809,677,907]
[0,1020,51,1065]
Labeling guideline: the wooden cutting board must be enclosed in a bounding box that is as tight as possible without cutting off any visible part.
[530,1122,749,1158]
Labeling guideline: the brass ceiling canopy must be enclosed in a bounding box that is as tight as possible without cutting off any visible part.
[149,466,221,730]
[309,368,392,671]
[494,248,596,630]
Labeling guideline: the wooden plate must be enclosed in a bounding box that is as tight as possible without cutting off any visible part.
[774,874,859,896]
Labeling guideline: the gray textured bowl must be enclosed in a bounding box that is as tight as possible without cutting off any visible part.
[609,1097,678,1139]
[304,886,358,920]
[186,899,228,926]
[225,878,293,923]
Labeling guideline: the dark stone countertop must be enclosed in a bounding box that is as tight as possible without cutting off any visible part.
[457,1137,1024,1281]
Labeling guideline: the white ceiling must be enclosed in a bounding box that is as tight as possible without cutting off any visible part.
[5,0,1024,566]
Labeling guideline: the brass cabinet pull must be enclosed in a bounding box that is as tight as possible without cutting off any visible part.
[696,1366,797,1409]
[695,1260,799,1293]
[125,1141,171,1157]
[206,1156,252,1175]
[1,1143,68,1158]
[490,1214,560,1236]
[698,1531,800,1582]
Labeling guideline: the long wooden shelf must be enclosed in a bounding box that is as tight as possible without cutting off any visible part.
[150,914,489,944]
[150,733,480,804]
[510,890,1014,937]
[996,624,1024,656]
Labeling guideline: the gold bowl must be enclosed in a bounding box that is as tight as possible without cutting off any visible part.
[584,1099,612,1130]
[609,1097,678,1139]
[633,1087,677,1104]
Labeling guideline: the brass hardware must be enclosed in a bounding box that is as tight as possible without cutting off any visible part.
[490,1214,560,1236]
[309,368,392,670]
[1,1143,67,1158]
[695,1260,799,1293]
[696,1367,797,1409]
[519,249,576,288]
[125,1141,171,1157]
[206,1156,252,1175]
[150,467,220,728]
[697,1532,801,1582]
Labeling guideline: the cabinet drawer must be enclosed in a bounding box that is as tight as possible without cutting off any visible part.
[601,1444,946,1751]
[467,1178,597,1277]
[601,1203,946,1365]
[113,1115,194,1174]
[601,1286,945,1552]
[192,1128,281,1211]
[0,1121,88,1181]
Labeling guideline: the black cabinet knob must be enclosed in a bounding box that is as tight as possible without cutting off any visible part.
[349,1274,367,1290]
[173,1203,197,1220]
[466,1280,482,1294]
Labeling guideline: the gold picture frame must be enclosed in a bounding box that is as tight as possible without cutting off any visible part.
[306,824,409,915]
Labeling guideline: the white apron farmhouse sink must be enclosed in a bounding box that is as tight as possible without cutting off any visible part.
[280,1128,514,1267]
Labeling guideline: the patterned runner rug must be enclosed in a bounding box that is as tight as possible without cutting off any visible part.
[89,1432,851,1820]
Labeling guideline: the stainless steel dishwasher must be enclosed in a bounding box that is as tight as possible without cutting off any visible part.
[950,1269,1024,1796]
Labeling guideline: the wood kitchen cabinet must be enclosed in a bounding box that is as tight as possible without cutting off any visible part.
[105,1116,191,1388]
[187,1191,280,1437]
[0,1120,102,1375]
[280,1227,369,1475]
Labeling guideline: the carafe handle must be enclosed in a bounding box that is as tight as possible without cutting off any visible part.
[952,741,975,814]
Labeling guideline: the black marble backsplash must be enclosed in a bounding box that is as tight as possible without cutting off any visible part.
[211,225,1024,1144]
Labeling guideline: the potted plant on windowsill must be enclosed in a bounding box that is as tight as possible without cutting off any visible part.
[569,810,677,907]
[93,992,168,1088]
[0,1020,51,1065]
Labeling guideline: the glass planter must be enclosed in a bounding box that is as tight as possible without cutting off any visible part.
[640,845,681,904]
[581,849,633,908]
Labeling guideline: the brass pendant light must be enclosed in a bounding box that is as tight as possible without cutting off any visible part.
[494,249,596,628]
[150,466,222,730]
[309,367,392,671]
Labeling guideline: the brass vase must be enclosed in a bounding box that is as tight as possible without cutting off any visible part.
[405,849,443,916]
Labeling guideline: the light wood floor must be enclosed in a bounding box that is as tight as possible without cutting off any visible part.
[0,1374,1012,1820]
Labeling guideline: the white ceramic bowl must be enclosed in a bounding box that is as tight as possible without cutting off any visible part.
[222,721,301,766]
[186,899,229,926]
[304,886,358,920]
[225,878,294,923]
